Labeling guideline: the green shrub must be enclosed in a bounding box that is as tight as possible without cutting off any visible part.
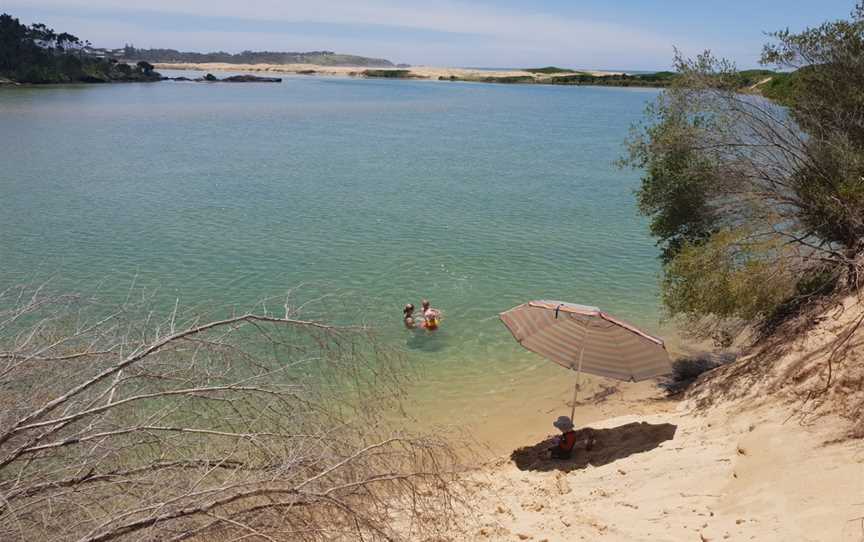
[362,69,412,78]
[525,66,577,74]
[621,6,864,342]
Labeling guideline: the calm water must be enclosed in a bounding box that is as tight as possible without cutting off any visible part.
[0,73,668,425]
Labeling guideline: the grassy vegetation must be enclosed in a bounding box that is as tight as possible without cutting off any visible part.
[479,75,536,84]
[757,70,800,104]
[546,71,679,87]
[526,69,794,93]
[524,66,578,74]
[362,69,414,78]
[437,71,681,87]
[736,68,779,85]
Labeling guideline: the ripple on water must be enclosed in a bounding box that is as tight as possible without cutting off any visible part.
[1,78,673,429]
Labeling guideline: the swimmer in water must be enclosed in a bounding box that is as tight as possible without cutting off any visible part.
[403,303,417,330]
[420,299,441,331]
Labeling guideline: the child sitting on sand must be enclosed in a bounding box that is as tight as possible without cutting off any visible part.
[550,416,578,459]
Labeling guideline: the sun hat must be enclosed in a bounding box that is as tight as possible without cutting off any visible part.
[553,415,574,431]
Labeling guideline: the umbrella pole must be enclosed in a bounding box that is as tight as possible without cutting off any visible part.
[570,326,588,422]
[570,368,582,422]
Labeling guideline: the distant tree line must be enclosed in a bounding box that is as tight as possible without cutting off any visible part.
[543,69,788,90]
[0,13,160,83]
[433,67,791,90]
[121,45,395,67]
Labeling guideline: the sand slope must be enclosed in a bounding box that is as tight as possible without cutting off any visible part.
[450,403,861,541]
[443,297,864,541]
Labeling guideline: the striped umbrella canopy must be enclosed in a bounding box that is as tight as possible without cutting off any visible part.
[500,300,671,420]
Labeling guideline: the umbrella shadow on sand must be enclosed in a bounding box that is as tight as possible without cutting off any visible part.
[510,422,677,473]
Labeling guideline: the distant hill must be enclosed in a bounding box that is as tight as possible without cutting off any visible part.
[116,46,394,67]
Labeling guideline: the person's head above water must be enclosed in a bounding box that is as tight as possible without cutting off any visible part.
[404,303,415,315]
[421,299,430,311]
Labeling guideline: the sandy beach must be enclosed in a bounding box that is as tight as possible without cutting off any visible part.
[152,62,623,82]
[436,296,864,541]
[449,402,860,541]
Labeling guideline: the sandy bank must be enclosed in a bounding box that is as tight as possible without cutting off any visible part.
[446,401,861,541]
[439,297,864,541]
[409,372,674,458]
[153,63,622,83]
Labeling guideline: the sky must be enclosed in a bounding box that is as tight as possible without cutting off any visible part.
[5,1,858,70]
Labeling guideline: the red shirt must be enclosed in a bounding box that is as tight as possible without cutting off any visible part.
[557,430,577,452]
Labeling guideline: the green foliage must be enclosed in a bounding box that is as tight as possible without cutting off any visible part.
[791,134,864,251]
[362,69,413,78]
[757,71,798,104]
[762,3,864,149]
[0,13,86,82]
[736,69,778,86]
[631,71,679,83]
[480,75,535,84]
[622,6,864,340]
[759,4,864,254]
[524,66,578,74]
[546,71,680,87]
[662,231,795,337]
[0,13,161,84]
[445,69,775,90]
[623,99,719,263]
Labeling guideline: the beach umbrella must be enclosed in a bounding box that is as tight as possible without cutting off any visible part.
[500,300,672,421]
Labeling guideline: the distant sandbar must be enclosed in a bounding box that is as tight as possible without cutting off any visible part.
[153,63,633,86]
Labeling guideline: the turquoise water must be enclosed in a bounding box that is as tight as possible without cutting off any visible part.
[0,74,667,419]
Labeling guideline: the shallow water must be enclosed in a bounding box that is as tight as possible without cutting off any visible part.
[0,73,670,436]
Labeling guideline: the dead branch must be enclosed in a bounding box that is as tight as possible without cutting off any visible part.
[0,286,463,542]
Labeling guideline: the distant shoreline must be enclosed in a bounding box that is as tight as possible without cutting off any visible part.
[153,62,678,88]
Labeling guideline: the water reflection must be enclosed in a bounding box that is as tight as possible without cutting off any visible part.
[405,329,449,353]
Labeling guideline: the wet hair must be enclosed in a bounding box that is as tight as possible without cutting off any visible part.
[403,303,415,315]
[421,299,430,310]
